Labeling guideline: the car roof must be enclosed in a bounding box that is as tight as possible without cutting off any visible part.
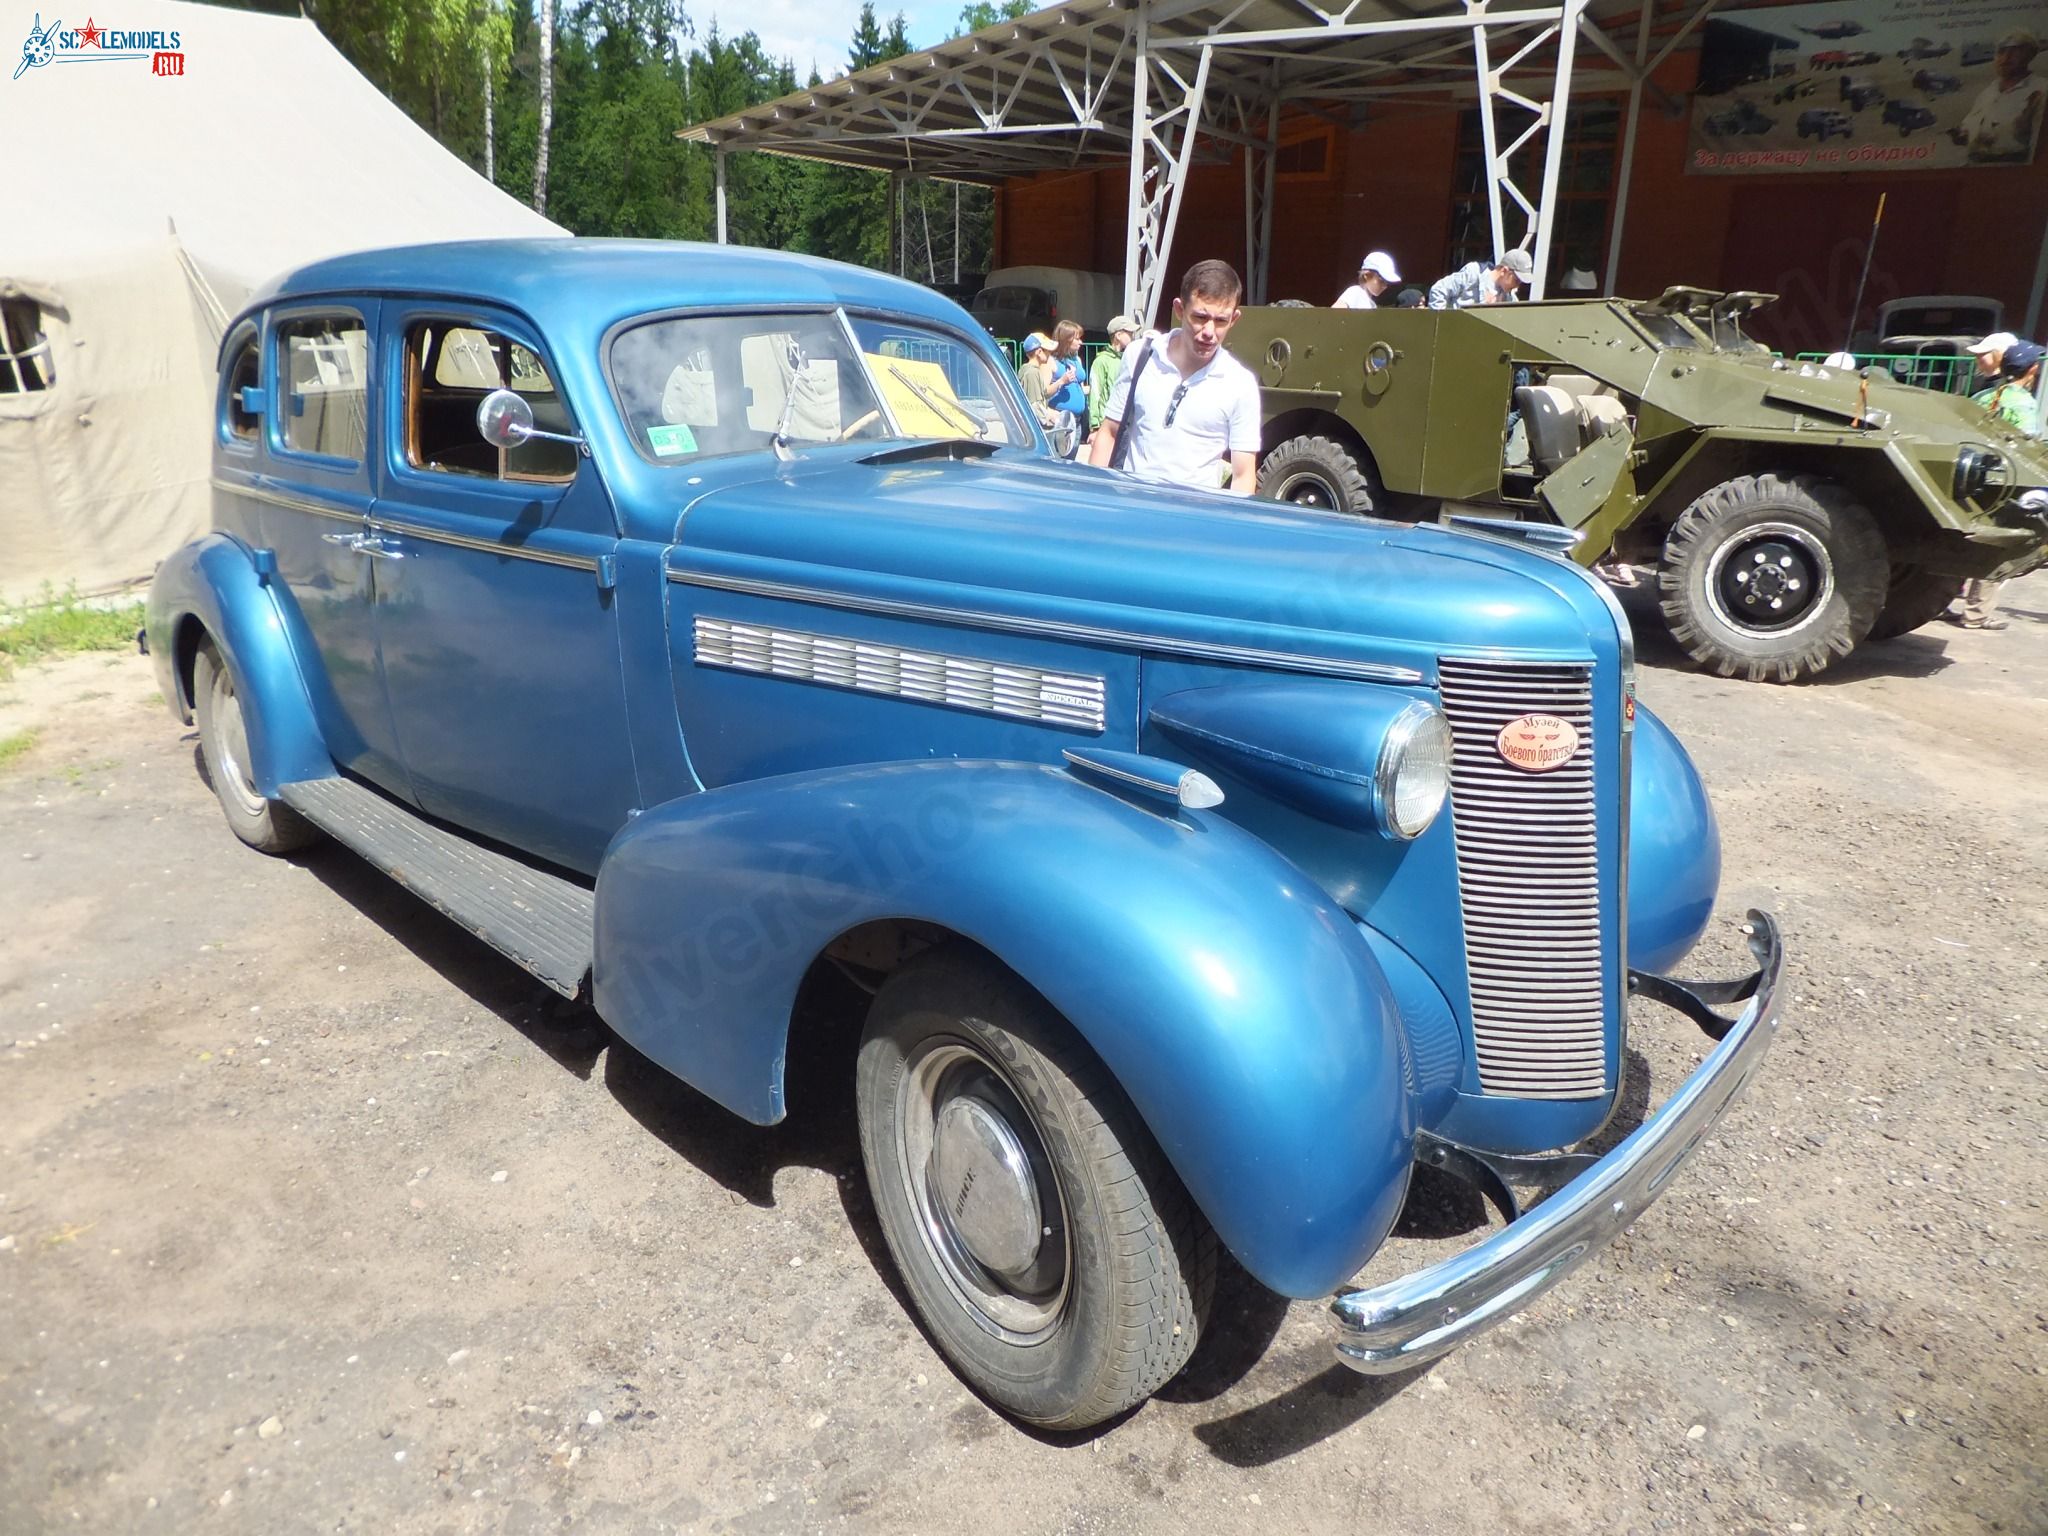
[251,238,966,340]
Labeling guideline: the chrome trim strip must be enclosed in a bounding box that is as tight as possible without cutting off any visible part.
[211,477,359,524]
[668,566,1427,684]
[693,615,1107,733]
[370,519,601,572]
[1061,749,1177,797]
[1331,913,1784,1374]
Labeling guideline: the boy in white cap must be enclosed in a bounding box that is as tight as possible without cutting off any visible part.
[1429,249,1534,309]
[1334,251,1402,309]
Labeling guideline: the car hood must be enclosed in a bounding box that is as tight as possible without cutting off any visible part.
[666,448,1621,677]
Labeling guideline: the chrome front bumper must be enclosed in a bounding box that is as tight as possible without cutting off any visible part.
[1331,910,1785,1373]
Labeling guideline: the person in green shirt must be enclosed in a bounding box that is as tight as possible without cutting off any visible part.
[1954,338,2041,629]
[1086,314,1140,443]
[1972,338,2042,436]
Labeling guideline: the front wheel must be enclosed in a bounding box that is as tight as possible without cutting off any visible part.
[1257,433,1376,515]
[856,947,1215,1429]
[1656,473,1887,683]
[193,642,319,854]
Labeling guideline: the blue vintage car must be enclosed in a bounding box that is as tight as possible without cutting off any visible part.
[146,240,1785,1431]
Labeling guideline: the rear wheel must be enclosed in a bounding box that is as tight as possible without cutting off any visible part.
[1258,434,1376,515]
[1657,474,1887,683]
[194,642,319,854]
[1867,564,1957,640]
[856,946,1214,1430]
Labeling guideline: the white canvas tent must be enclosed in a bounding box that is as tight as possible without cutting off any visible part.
[0,0,563,601]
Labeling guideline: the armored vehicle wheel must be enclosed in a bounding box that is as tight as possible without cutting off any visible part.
[1258,434,1376,515]
[1657,474,1886,683]
[856,946,1214,1429]
[1867,565,1959,640]
[193,642,320,854]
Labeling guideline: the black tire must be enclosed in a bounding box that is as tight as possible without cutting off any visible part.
[1656,473,1887,683]
[856,946,1215,1430]
[1867,564,1958,641]
[193,642,319,854]
[1257,433,1376,515]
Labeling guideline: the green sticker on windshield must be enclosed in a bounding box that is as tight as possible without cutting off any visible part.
[647,423,698,457]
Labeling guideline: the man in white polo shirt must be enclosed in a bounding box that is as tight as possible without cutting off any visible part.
[1087,259,1262,494]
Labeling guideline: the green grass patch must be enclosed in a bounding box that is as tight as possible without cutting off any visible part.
[0,585,147,680]
[0,728,40,771]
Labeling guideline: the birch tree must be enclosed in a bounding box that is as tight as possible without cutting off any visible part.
[533,0,555,213]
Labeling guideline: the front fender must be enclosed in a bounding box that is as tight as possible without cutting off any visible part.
[145,534,331,795]
[594,759,1417,1298]
[1626,702,1719,975]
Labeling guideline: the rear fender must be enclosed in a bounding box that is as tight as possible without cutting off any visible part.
[593,759,1416,1298]
[144,534,331,795]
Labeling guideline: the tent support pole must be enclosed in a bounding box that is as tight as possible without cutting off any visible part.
[2027,206,2048,337]
[1529,0,1585,301]
[1602,1,1652,296]
[715,151,728,244]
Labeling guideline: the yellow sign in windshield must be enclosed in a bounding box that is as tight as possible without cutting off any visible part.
[866,352,980,439]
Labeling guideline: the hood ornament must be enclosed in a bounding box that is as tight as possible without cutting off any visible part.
[1496,713,1580,773]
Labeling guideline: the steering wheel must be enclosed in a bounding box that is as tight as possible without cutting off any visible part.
[837,409,882,441]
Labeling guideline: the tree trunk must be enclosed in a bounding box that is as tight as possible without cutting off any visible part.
[483,47,495,183]
[533,0,555,214]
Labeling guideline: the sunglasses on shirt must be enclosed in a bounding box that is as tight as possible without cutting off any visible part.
[1164,380,1192,427]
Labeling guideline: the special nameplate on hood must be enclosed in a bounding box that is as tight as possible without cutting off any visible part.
[1496,713,1580,772]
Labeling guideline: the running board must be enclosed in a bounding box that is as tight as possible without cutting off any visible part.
[279,778,594,999]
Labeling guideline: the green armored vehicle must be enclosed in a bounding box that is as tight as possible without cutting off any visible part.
[1230,289,2048,682]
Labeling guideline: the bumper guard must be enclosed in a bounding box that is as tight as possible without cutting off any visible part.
[1330,909,1785,1373]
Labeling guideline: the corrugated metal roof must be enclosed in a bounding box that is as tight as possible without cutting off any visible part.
[675,0,1681,182]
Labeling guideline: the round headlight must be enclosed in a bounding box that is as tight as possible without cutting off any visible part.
[1375,702,1454,840]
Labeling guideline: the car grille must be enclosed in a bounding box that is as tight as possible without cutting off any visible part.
[1437,657,1605,1099]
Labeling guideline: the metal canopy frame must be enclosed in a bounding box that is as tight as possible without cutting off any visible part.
[678,0,1722,324]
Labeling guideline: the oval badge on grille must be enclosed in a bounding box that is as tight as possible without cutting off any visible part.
[1496,713,1581,772]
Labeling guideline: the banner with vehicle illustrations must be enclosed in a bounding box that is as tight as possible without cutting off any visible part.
[1687,0,2048,173]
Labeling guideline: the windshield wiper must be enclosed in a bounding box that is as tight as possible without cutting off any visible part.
[887,362,990,439]
[773,339,807,461]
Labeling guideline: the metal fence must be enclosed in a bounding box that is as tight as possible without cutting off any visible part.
[1795,350,1978,397]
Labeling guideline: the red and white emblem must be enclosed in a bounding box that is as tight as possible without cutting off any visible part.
[1495,713,1580,772]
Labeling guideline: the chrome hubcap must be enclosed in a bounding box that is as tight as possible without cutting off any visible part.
[210,666,264,817]
[898,1040,1069,1341]
[1705,521,1833,635]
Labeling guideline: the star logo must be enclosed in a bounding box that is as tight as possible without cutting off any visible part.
[76,16,100,46]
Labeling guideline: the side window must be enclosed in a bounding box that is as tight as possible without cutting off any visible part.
[222,334,260,441]
[405,321,576,483]
[0,297,55,394]
[278,317,368,461]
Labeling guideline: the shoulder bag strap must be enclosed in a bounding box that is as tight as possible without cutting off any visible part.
[1107,339,1155,471]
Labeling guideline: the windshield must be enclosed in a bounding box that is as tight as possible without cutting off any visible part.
[609,309,1027,464]
[1627,307,1705,351]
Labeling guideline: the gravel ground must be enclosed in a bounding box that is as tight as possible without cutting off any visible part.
[1,575,2044,1536]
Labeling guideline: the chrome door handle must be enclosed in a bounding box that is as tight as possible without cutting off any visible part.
[321,530,364,548]
[356,534,405,560]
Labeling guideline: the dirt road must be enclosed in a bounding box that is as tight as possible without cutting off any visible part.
[2,580,2044,1535]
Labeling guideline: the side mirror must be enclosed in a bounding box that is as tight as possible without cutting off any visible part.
[476,387,588,454]
[1051,421,1080,459]
[477,388,533,448]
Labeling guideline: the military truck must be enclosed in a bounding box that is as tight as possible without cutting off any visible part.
[1231,289,2048,682]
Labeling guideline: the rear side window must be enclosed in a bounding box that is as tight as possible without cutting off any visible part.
[405,321,577,482]
[222,334,260,440]
[278,318,368,461]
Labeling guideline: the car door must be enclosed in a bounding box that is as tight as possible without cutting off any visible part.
[368,303,638,876]
[250,302,412,795]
